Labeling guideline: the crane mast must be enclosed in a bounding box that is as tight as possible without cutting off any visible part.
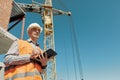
[42,0,56,80]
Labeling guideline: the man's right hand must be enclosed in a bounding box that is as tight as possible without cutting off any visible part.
[30,53,38,60]
[30,50,39,60]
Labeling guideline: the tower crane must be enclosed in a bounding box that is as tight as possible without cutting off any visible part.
[17,0,71,80]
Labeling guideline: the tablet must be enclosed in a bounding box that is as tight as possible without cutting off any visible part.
[43,49,57,58]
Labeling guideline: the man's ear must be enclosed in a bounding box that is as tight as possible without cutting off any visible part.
[28,30,31,36]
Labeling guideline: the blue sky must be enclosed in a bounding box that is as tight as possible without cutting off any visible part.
[1,0,120,80]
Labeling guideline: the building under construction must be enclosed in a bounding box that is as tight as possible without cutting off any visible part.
[0,0,84,80]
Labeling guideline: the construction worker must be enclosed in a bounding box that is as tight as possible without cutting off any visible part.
[4,23,48,80]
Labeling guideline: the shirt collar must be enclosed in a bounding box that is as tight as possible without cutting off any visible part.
[27,39,39,46]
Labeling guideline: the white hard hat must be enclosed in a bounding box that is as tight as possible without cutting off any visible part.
[27,23,43,33]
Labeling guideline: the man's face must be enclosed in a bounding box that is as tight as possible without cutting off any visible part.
[29,27,41,39]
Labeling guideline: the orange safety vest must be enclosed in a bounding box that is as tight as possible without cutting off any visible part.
[5,40,43,80]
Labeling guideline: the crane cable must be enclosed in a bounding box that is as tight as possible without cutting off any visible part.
[70,27,79,80]
[56,0,78,79]
[56,0,84,80]
[69,16,84,80]
[62,23,70,80]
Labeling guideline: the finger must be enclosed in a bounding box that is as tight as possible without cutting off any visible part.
[44,52,47,58]
[39,54,44,59]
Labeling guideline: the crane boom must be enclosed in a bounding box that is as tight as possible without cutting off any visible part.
[17,1,71,16]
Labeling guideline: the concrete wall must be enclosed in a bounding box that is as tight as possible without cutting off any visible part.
[0,0,13,30]
[0,62,5,80]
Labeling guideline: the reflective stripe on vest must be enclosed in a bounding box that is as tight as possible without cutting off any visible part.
[5,70,43,80]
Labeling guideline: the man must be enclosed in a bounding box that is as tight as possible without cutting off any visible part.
[4,23,48,80]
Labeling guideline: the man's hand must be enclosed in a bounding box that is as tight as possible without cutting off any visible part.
[30,53,38,60]
[30,50,48,66]
[30,49,39,60]
[38,52,48,66]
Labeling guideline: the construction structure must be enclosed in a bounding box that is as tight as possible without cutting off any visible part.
[0,62,5,80]
[0,0,13,30]
[0,0,71,80]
